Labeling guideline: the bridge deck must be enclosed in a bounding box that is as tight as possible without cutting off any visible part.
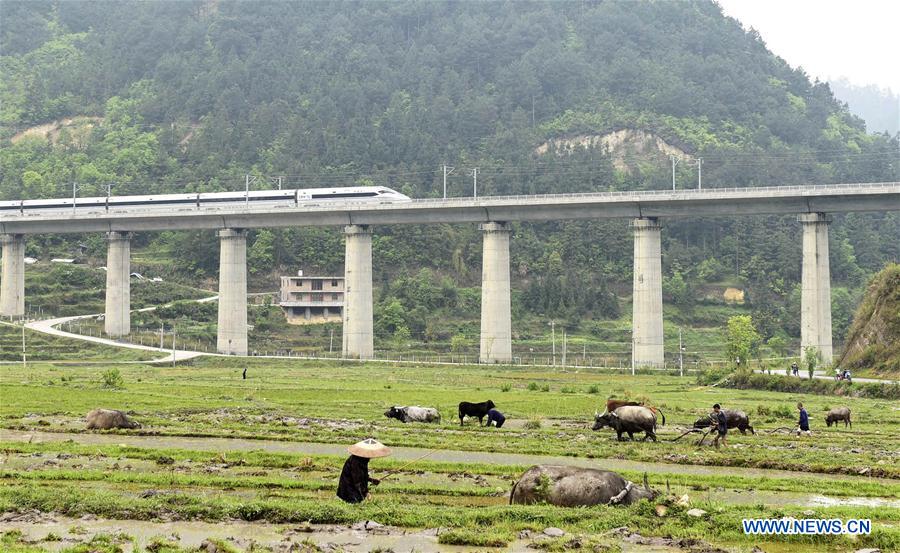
[2,182,899,234]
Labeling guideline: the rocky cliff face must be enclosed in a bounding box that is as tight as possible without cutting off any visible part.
[838,264,900,375]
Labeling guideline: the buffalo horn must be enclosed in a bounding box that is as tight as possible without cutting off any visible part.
[643,472,650,491]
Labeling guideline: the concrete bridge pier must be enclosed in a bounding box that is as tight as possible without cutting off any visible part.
[631,218,664,367]
[342,225,374,359]
[217,229,248,355]
[479,222,513,363]
[104,231,132,337]
[0,234,26,318]
[799,213,833,365]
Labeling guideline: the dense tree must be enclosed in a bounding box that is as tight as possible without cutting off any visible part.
[1,0,897,348]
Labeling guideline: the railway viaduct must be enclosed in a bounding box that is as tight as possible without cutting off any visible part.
[2,182,899,366]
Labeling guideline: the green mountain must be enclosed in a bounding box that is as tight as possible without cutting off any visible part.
[1,0,898,355]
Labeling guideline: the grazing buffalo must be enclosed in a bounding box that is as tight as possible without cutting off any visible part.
[384,406,441,424]
[605,399,666,426]
[458,400,495,426]
[85,409,141,430]
[510,465,657,507]
[825,407,852,427]
[593,405,658,442]
[693,409,754,434]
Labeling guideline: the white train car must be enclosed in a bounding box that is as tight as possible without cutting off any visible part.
[0,186,410,214]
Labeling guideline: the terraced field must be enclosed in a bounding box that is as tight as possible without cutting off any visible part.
[0,359,897,552]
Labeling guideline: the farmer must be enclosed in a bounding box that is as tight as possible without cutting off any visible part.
[711,403,728,448]
[791,362,799,377]
[796,402,811,436]
[486,408,506,428]
[337,438,391,503]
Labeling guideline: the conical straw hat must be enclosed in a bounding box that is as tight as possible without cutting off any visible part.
[348,438,391,459]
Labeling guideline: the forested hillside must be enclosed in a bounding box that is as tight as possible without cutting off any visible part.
[2,0,898,356]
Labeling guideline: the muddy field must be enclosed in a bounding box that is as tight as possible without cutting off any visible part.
[1,358,898,552]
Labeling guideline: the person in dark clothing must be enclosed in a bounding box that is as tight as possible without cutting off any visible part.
[711,403,728,448]
[796,402,811,436]
[242,367,247,380]
[486,408,506,428]
[337,438,390,504]
[791,362,799,377]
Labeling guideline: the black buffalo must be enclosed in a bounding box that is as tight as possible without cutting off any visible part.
[458,400,496,426]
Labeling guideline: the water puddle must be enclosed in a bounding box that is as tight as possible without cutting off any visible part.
[3,429,894,486]
[0,515,686,552]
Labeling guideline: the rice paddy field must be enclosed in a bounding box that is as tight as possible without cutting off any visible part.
[0,354,898,552]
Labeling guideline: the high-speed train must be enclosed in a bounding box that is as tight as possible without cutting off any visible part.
[0,186,411,214]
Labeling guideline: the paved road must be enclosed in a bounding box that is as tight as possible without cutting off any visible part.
[754,369,897,385]
[22,300,217,363]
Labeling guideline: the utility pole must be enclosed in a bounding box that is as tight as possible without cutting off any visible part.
[329,328,334,354]
[471,167,478,198]
[72,182,78,215]
[679,328,684,377]
[244,174,259,207]
[22,323,26,367]
[442,164,454,199]
[172,331,176,368]
[670,155,680,190]
[159,325,164,350]
[271,176,283,190]
[631,337,636,376]
[562,331,567,366]
[696,158,702,189]
[550,321,556,366]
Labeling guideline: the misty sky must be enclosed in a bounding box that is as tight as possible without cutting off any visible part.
[717,0,899,92]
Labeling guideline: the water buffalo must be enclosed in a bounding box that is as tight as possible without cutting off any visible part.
[593,405,658,441]
[510,465,658,506]
[825,407,851,427]
[384,406,441,424]
[693,409,754,434]
[85,408,141,430]
[605,399,665,425]
[458,400,495,426]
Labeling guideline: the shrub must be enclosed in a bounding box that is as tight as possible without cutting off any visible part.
[523,418,542,430]
[756,405,771,416]
[100,368,124,389]
[773,404,793,419]
[804,346,819,379]
[696,366,734,386]
[587,384,600,394]
[500,384,511,392]
[527,382,539,391]
[540,384,550,392]
[561,386,576,394]
[724,371,899,400]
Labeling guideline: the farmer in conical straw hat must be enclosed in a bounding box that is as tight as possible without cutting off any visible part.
[337,438,391,503]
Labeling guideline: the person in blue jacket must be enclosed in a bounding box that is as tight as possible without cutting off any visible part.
[486,408,506,428]
[796,402,811,436]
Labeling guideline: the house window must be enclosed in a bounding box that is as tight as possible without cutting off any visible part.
[332,294,339,301]
[312,280,323,291]
[331,280,338,287]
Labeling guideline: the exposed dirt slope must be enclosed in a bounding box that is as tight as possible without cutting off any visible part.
[838,263,900,377]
